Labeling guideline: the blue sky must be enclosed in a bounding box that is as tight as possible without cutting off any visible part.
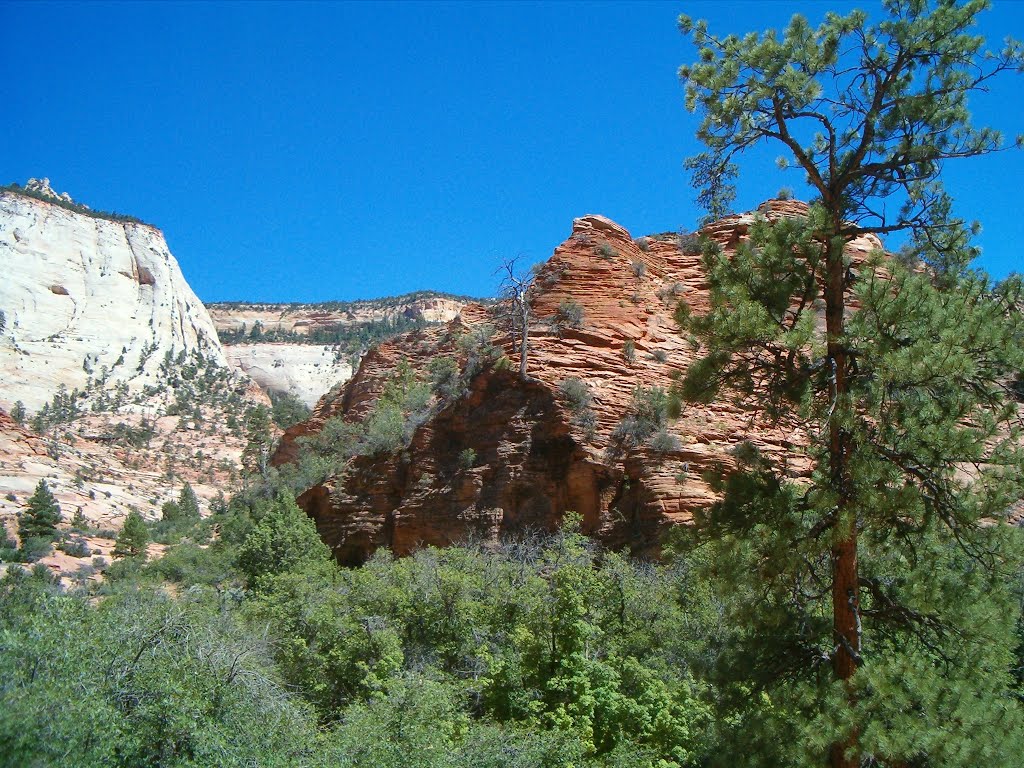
[3,1,1022,302]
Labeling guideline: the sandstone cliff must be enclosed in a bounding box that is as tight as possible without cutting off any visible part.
[0,182,265,581]
[223,343,352,408]
[207,293,469,337]
[0,185,226,412]
[208,294,471,406]
[278,200,886,564]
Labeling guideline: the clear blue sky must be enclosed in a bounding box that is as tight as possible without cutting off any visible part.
[3,1,1021,302]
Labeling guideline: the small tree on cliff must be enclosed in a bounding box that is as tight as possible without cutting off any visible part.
[497,257,536,381]
[677,1,1024,766]
[19,480,62,551]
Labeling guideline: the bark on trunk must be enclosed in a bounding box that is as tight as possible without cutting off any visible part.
[518,294,530,381]
[825,233,860,768]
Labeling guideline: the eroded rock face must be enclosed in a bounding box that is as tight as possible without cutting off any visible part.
[0,188,226,411]
[223,343,352,407]
[0,185,265,583]
[282,201,873,563]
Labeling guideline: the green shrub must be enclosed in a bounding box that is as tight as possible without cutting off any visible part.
[458,448,477,469]
[457,324,501,379]
[362,403,406,455]
[18,537,53,563]
[648,429,680,453]
[429,355,462,401]
[235,494,332,589]
[559,378,592,412]
[10,401,26,425]
[58,536,91,558]
[0,525,23,562]
[623,339,636,364]
[554,299,585,330]
[596,241,618,259]
[678,232,702,256]
[630,259,647,278]
[270,389,311,429]
[161,499,182,522]
[559,378,598,438]
[611,386,671,450]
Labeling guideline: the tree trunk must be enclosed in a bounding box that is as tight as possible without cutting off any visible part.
[518,294,530,381]
[825,233,860,768]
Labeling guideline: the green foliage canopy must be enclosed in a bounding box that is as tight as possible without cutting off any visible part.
[676,1,1024,764]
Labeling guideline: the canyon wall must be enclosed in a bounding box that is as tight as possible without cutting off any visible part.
[0,184,226,412]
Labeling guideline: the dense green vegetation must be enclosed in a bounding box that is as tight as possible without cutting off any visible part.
[269,389,312,429]
[0,496,727,767]
[4,473,1021,767]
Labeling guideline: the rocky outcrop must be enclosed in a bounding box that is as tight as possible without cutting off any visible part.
[281,201,878,563]
[24,177,79,206]
[0,185,226,412]
[208,294,472,406]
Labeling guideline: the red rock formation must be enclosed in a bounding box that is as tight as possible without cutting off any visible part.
[279,202,886,563]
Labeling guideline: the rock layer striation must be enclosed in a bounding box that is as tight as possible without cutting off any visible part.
[280,201,881,563]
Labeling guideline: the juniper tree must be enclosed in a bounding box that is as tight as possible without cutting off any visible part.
[677,1,1024,765]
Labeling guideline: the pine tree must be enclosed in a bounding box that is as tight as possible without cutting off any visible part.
[677,2,1024,765]
[10,401,26,425]
[242,405,273,480]
[113,510,149,561]
[19,480,61,542]
[178,482,200,520]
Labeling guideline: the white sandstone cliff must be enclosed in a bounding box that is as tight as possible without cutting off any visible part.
[0,187,226,411]
[224,343,352,407]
